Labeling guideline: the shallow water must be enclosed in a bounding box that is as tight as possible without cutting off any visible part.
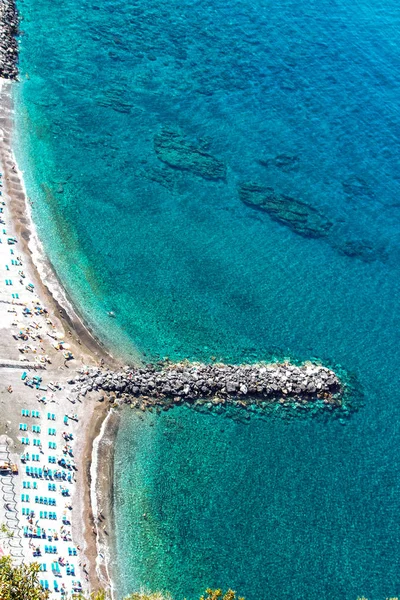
[14,0,400,597]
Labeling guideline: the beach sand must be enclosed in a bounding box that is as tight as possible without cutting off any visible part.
[0,76,123,597]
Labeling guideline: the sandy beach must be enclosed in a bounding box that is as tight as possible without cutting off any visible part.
[0,76,122,597]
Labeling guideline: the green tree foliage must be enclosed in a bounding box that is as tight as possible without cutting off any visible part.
[0,556,49,600]
[0,523,14,538]
[199,590,245,600]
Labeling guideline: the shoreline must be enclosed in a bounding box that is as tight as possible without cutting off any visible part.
[0,75,123,596]
[0,81,120,371]
[90,407,120,598]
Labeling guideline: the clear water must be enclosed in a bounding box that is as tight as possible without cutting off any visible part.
[14,0,400,597]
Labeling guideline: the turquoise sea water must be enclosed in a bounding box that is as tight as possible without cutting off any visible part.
[14,0,400,597]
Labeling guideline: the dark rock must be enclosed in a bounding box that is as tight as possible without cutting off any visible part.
[342,176,374,201]
[154,129,226,181]
[138,165,181,191]
[239,182,332,238]
[0,0,18,80]
[337,239,383,263]
[259,154,300,172]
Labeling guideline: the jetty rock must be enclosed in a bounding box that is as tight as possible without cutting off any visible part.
[0,0,18,80]
[239,182,332,239]
[76,360,346,413]
[154,129,227,181]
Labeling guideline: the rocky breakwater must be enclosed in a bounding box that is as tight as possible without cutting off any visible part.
[0,0,18,79]
[70,360,349,417]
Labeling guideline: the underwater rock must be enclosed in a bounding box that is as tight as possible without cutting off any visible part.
[337,238,384,263]
[342,176,374,202]
[238,182,332,238]
[154,129,226,181]
[138,165,181,191]
[95,86,134,114]
[258,154,300,172]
